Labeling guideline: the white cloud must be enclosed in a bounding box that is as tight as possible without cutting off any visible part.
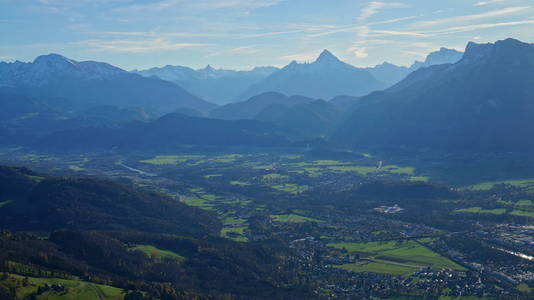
[117,0,283,13]
[81,38,210,53]
[358,1,406,23]
[426,19,534,35]
[370,30,429,37]
[476,0,508,6]
[412,6,531,29]
[347,46,368,58]
[280,51,321,62]
[207,46,260,57]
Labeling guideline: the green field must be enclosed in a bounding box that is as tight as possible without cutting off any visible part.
[0,200,12,208]
[204,174,222,179]
[221,226,248,242]
[271,214,322,223]
[0,273,125,300]
[230,180,250,186]
[468,178,534,191]
[498,199,534,208]
[262,173,288,181]
[410,176,430,182]
[132,244,184,261]
[272,183,309,194]
[182,196,214,210]
[141,155,204,165]
[455,207,507,215]
[222,217,246,225]
[516,283,532,293]
[313,160,346,166]
[328,164,414,176]
[336,260,419,276]
[510,210,534,218]
[140,155,183,165]
[68,165,84,172]
[328,240,464,276]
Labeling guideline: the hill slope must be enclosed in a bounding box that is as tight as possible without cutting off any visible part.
[37,112,293,151]
[0,165,219,236]
[333,38,534,152]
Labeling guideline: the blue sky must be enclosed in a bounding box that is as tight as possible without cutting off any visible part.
[1,0,533,70]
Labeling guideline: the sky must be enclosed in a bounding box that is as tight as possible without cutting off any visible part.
[1,0,534,70]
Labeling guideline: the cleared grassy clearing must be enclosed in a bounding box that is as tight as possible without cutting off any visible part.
[222,217,246,225]
[132,244,184,261]
[328,164,414,176]
[271,214,322,223]
[219,199,252,206]
[0,200,13,208]
[336,261,418,276]
[498,199,534,207]
[210,154,243,163]
[17,154,58,162]
[204,174,222,179]
[510,210,534,218]
[313,160,346,166]
[253,164,275,170]
[328,165,378,176]
[0,273,125,300]
[283,155,302,159]
[26,175,45,182]
[467,178,534,191]
[516,283,532,293]
[455,207,507,215]
[328,240,400,253]
[230,181,250,186]
[262,173,288,181]
[410,176,430,182]
[272,183,309,194]
[68,165,84,171]
[221,226,248,242]
[328,240,464,276]
[182,197,214,210]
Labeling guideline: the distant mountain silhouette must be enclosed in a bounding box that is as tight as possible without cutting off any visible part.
[0,54,216,116]
[257,100,342,137]
[210,92,315,120]
[365,47,464,87]
[37,113,293,151]
[134,65,278,105]
[333,38,534,152]
[238,50,385,101]
[409,47,464,71]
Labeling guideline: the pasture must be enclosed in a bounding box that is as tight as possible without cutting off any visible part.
[328,240,465,276]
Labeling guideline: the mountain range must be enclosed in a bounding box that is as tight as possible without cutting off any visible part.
[134,47,463,104]
[0,54,215,116]
[365,47,464,87]
[2,39,533,153]
[133,65,278,105]
[238,50,385,101]
[209,92,341,137]
[333,38,534,152]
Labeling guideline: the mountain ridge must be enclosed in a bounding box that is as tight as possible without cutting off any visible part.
[332,38,534,152]
[0,54,216,116]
